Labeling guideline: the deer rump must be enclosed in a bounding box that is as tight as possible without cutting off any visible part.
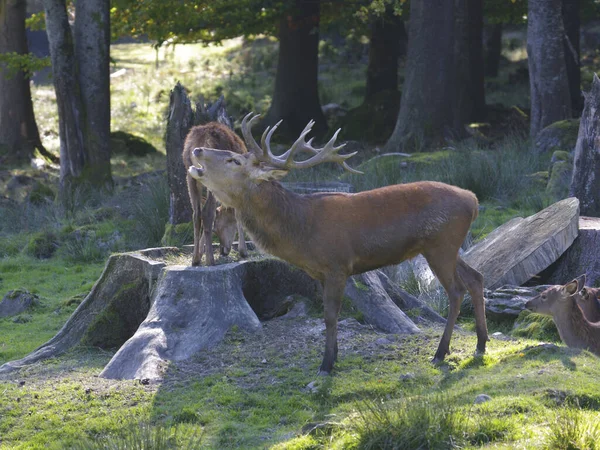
[182,122,248,266]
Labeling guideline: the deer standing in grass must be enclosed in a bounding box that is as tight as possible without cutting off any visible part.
[188,113,489,374]
[183,122,248,266]
[526,275,600,356]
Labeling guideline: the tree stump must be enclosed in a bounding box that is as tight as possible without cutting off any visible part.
[0,248,432,380]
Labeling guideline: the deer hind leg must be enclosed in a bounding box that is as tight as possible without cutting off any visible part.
[457,257,488,355]
[319,273,346,375]
[423,249,467,363]
[235,209,248,258]
[187,176,204,266]
[201,191,217,266]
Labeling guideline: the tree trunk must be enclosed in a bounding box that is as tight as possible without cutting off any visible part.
[562,0,582,115]
[43,0,112,198]
[263,0,327,139]
[570,74,600,217]
[384,0,455,151]
[74,0,112,187]
[454,0,486,125]
[527,0,571,139]
[165,83,195,226]
[0,0,46,162]
[365,9,406,99]
[484,23,502,78]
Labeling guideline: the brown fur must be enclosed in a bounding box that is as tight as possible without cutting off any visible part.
[576,287,600,322]
[189,138,489,374]
[182,122,248,265]
[526,277,600,356]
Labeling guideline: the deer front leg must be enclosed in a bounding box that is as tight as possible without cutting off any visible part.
[201,191,217,266]
[319,273,346,375]
[457,258,488,355]
[236,210,248,258]
[187,176,203,266]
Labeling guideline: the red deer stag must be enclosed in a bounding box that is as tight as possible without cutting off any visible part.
[182,122,248,265]
[187,113,489,374]
[526,275,600,356]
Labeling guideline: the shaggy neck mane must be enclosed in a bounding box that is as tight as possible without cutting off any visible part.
[237,181,312,256]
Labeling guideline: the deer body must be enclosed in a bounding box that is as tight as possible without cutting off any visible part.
[182,122,248,265]
[576,287,600,323]
[188,114,489,374]
[526,276,600,355]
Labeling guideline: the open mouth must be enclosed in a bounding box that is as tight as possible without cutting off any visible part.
[188,165,205,179]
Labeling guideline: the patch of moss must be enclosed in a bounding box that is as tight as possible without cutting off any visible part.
[511,310,560,341]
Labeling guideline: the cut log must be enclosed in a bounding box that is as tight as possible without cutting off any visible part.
[542,216,600,286]
[464,198,579,289]
[1,248,425,380]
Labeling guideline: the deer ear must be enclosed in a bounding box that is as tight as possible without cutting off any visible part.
[564,279,581,296]
[254,164,288,182]
[575,274,586,292]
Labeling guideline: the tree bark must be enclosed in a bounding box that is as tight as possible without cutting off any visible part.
[454,0,486,125]
[365,9,406,99]
[165,83,195,225]
[0,0,47,162]
[484,23,502,78]
[263,0,327,139]
[527,0,571,139]
[570,74,600,217]
[43,0,112,197]
[562,0,582,114]
[74,0,112,187]
[384,0,455,151]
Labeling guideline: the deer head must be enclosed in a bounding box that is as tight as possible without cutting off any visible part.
[526,275,587,315]
[188,113,361,208]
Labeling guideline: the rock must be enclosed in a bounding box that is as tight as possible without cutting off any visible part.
[533,118,579,154]
[474,394,492,404]
[345,271,421,335]
[484,285,552,320]
[542,216,600,287]
[400,372,416,381]
[464,198,580,290]
[321,103,347,121]
[0,290,39,318]
[110,131,158,157]
[281,181,354,194]
[280,300,309,319]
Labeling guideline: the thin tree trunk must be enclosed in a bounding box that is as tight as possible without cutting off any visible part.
[0,0,48,162]
[365,10,406,99]
[263,0,327,139]
[454,0,486,125]
[74,0,112,187]
[527,0,571,139]
[484,23,502,77]
[384,0,455,151]
[562,0,582,114]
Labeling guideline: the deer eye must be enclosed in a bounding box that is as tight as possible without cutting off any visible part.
[227,158,241,166]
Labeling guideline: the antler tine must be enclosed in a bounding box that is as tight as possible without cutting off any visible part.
[241,112,263,156]
[291,128,363,174]
[277,120,316,163]
[261,120,284,163]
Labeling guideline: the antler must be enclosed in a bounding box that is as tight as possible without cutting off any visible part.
[241,112,363,174]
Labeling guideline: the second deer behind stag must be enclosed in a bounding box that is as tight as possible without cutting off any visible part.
[182,122,248,266]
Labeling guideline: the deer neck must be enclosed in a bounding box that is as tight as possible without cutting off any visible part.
[553,297,600,353]
[236,181,311,259]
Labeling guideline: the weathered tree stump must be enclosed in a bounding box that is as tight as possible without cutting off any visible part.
[463,198,579,289]
[0,248,432,380]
